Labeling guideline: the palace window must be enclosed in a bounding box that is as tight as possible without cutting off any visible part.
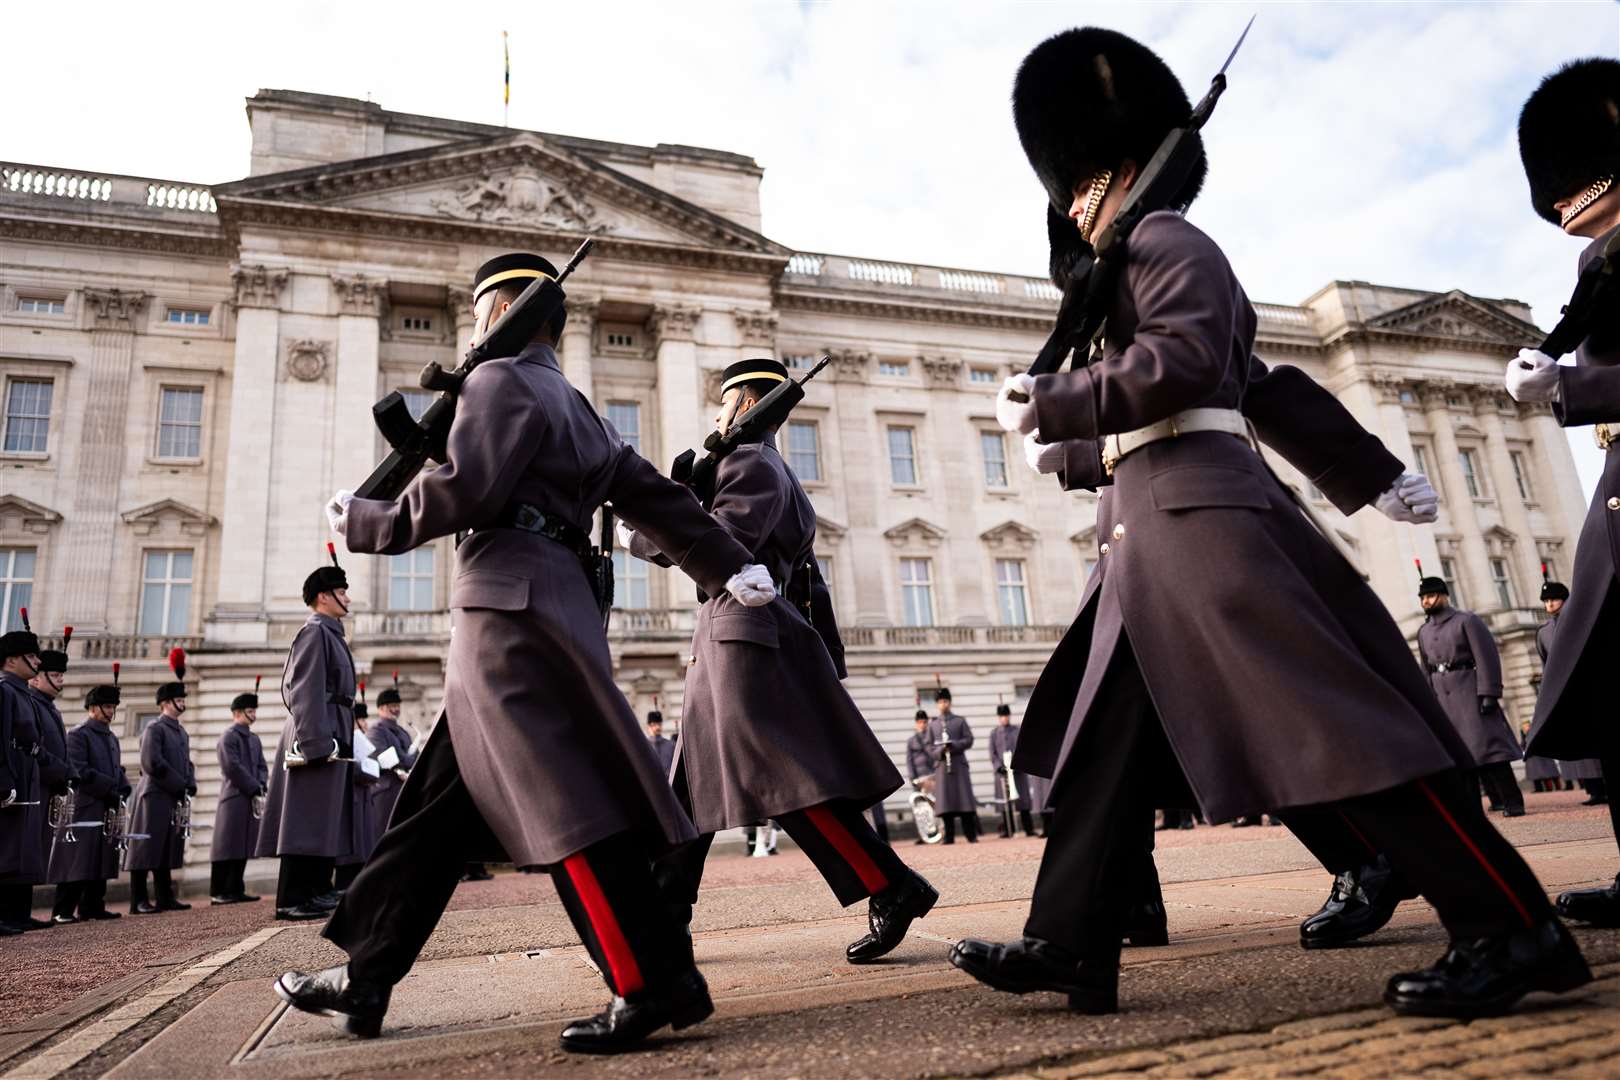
[155,386,204,459]
[784,354,817,371]
[602,326,639,350]
[139,550,193,635]
[388,548,435,611]
[899,557,934,627]
[786,420,821,481]
[995,558,1029,626]
[17,297,64,315]
[612,550,649,609]
[1399,389,1417,405]
[887,426,917,486]
[1081,557,1098,582]
[969,367,998,386]
[1457,449,1484,499]
[400,389,433,422]
[0,549,34,633]
[164,307,210,327]
[400,315,433,333]
[2,377,52,454]
[1440,557,1464,606]
[1510,451,1534,501]
[877,360,910,378]
[816,556,833,593]
[1490,558,1516,609]
[981,431,1009,489]
[606,401,641,454]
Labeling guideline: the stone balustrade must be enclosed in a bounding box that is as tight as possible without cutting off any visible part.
[77,634,205,660]
[1,162,216,215]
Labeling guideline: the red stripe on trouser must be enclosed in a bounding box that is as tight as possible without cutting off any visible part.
[563,854,645,995]
[804,804,889,895]
[1334,810,1381,859]
[1415,778,1534,929]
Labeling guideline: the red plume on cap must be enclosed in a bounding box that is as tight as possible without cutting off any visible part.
[112,662,121,686]
[254,674,262,694]
[392,669,399,688]
[1414,558,1424,580]
[327,541,341,569]
[18,607,30,632]
[61,626,73,649]
[1541,561,1551,582]
[168,647,187,680]
[359,679,368,705]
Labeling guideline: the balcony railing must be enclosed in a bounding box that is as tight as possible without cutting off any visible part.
[1,162,217,216]
[841,624,1066,648]
[78,635,205,660]
[784,251,1060,309]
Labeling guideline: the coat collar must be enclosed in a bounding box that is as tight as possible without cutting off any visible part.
[1,671,29,692]
[1423,605,1459,625]
[515,343,562,372]
[310,612,347,636]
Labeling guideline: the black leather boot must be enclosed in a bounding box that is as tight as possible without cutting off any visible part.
[559,968,714,1054]
[1383,918,1590,1018]
[847,870,939,964]
[1555,873,1620,927]
[274,965,392,1038]
[949,936,1119,1013]
[1122,900,1169,947]
[1300,856,1417,950]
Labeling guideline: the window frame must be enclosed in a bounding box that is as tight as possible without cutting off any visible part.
[886,424,920,488]
[898,556,935,627]
[163,306,211,327]
[153,384,206,462]
[16,296,66,316]
[0,548,35,633]
[398,388,434,422]
[876,359,912,379]
[1489,557,1516,609]
[138,548,195,636]
[1457,447,1486,500]
[1509,449,1535,502]
[387,547,437,612]
[994,557,1030,626]
[1439,556,1465,608]
[611,548,651,610]
[979,430,1011,490]
[785,419,822,483]
[605,400,642,455]
[1,375,54,457]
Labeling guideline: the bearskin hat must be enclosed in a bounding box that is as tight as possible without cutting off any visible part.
[1014,27,1208,285]
[1519,58,1620,226]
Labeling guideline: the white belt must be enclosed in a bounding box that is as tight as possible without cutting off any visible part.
[1101,408,1249,476]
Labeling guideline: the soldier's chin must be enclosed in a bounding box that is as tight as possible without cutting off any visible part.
[1561,185,1617,234]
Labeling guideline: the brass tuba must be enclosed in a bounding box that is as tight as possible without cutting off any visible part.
[173,794,193,841]
[105,796,128,852]
[49,791,76,843]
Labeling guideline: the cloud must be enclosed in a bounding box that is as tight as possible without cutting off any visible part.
[2,0,1615,481]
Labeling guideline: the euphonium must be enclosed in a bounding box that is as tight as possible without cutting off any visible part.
[105,796,128,852]
[173,795,193,841]
[49,791,76,843]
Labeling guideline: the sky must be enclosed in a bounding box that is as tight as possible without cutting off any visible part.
[2,0,1617,483]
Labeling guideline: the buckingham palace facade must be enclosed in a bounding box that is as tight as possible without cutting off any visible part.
[0,89,1589,872]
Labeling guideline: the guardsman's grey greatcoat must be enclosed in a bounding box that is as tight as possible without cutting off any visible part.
[1418,605,1521,767]
[1534,614,1603,781]
[124,713,194,872]
[364,714,415,835]
[212,724,268,863]
[928,712,976,815]
[649,733,677,778]
[30,686,74,873]
[340,750,378,869]
[906,729,933,783]
[0,672,44,881]
[48,717,128,883]
[629,436,900,831]
[257,614,356,860]
[989,722,1032,811]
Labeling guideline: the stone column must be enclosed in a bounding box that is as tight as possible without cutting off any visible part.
[59,289,149,632]
[1422,389,1494,607]
[559,297,599,403]
[447,286,477,358]
[734,310,778,365]
[210,266,287,643]
[829,350,888,626]
[649,306,703,611]
[1527,407,1591,547]
[330,274,387,611]
[1364,376,1437,628]
[1475,396,1542,600]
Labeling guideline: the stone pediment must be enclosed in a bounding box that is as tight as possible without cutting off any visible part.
[213,133,784,256]
[884,517,947,548]
[980,520,1038,550]
[0,495,62,536]
[815,515,848,543]
[1367,291,1541,348]
[121,499,217,538]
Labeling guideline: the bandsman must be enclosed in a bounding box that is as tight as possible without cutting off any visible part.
[0,616,50,933]
[928,688,978,843]
[48,669,129,922]
[1416,577,1525,817]
[124,651,196,915]
[257,550,356,921]
[366,676,417,833]
[645,710,676,777]
[1527,578,1596,795]
[210,678,267,905]
[335,690,378,891]
[989,704,1035,838]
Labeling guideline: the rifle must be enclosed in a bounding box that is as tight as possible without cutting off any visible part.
[670,356,832,509]
[357,237,597,500]
[1015,16,1255,389]
[1539,229,1620,360]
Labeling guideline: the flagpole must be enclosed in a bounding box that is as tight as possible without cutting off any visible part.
[503,30,510,127]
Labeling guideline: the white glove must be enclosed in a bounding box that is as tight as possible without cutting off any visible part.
[725,563,776,607]
[996,373,1038,434]
[615,521,636,551]
[1024,431,1065,474]
[1374,472,1439,524]
[1505,348,1560,403]
[325,489,354,535]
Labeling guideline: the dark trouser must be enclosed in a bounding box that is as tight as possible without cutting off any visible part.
[0,883,36,923]
[659,799,909,910]
[129,867,175,908]
[53,879,108,918]
[276,855,334,910]
[869,803,890,844]
[334,862,362,890]
[941,812,979,842]
[211,859,247,898]
[1025,642,1554,954]
[1475,762,1525,814]
[1603,748,1620,859]
[325,723,689,997]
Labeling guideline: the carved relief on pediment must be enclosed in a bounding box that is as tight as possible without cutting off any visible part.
[428,166,608,232]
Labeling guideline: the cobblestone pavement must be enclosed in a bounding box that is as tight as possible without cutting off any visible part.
[0,791,1614,1078]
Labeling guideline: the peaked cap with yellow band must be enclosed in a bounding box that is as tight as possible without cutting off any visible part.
[720,358,789,396]
[473,253,560,302]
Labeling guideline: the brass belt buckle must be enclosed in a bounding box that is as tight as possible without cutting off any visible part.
[1596,424,1613,451]
[1102,437,1120,477]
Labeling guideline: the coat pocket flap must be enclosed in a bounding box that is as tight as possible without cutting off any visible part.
[450,570,530,611]
[709,611,780,648]
[1150,465,1270,511]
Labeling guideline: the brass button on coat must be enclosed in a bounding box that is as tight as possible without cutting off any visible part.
[1112,524,1126,541]
[1099,543,1111,556]
[1609,497,1620,511]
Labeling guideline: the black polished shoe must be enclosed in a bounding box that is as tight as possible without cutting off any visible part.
[949,936,1118,1013]
[275,965,391,1038]
[0,923,20,936]
[847,870,939,964]
[52,913,80,925]
[83,909,120,920]
[211,895,245,906]
[559,968,713,1054]
[1300,857,1417,950]
[1503,807,1526,818]
[310,891,342,911]
[1556,874,1620,927]
[1384,919,1591,1018]
[14,916,53,930]
[157,899,191,912]
[238,892,262,902]
[1122,901,1169,948]
[276,903,331,921]
[130,902,162,916]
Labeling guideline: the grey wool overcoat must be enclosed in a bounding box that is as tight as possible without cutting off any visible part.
[48,719,127,882]
[989,722,1032,811]
[1417,605,1520,766]
[30,689,74,873]
[1534,615,1603,779]
[124,713,193,872]
[1527,223,1620,762]
[928,713,977,814]
[0,674,44,881]
[364,715,415,836]
[1012,212,1470,823]
[211,723,267,861]
[629,437,901,832]
[256,614,356,859]
[345,344,757,866]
